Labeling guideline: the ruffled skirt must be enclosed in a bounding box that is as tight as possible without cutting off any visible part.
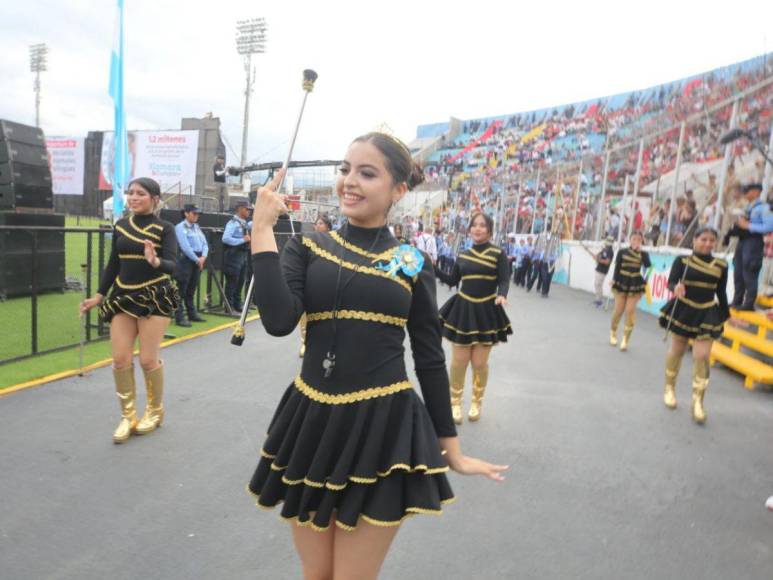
[248,379,455,532]
[612,274,645,296]
[99,278,180,323]
[438,294,512,345]
[658,299,727,340]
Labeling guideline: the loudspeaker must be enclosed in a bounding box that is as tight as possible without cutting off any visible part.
[0,120,45,147]
[0,161,53,209]
[0,140,49,166]
[0,212,65,298]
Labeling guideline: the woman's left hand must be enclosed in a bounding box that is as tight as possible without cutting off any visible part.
[448,454,508,482]
[495,295,507,307]
[143,240,160,268]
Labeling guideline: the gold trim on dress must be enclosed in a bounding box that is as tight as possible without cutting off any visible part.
[461,274,497,281]
[469,249,498,263]
[458,291,496,303]
[302,237,412,294]
[116,225,161,249]
[459,254,497,269]
[294,375,412,404]
[129,215,162,241]
[683,256,722,278]
[115,274,169,290]
[329,230,393,260]
[683,280,718,289]
[441,319,511,335]
[677,296,716,309]
[659,312,723,334]
[305,309,407,327]
[118,253,147,260]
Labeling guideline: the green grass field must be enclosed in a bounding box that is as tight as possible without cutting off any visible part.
[0,216,236,390]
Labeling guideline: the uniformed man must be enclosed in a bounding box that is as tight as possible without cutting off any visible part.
[174,204,209,326]
[213,154,229,213]
[731,183,773,310]
[526,233,546,292]
[222,200,252,311]
[538,233,561,298]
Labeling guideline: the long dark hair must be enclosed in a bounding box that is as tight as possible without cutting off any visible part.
[468,211,494,236]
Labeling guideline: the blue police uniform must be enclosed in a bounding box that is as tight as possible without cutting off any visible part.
[222,215,251,310]
[174,220,209,322]
[733,198,773,309]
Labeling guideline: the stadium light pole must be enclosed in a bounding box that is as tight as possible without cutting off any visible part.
[235,18,266,174]
[29,43,48,128]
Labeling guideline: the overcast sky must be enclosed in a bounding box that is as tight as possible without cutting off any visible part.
[1,0,771,165]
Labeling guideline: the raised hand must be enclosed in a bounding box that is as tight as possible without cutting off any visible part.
[143,239,159,267]
[252,169,289,230]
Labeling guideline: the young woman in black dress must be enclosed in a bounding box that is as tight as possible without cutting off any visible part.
[299,215,333,357]
[79,177,179,443]
[658,226,729,424]
[609,230,651,351]
[247,133,507,579]
[435,212,512,423]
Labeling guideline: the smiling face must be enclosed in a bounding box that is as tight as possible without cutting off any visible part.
[630,232,643,250]
[336,141,407,228]
[126,183,156,215]
[469,213,491,244]
[693,229,717,254]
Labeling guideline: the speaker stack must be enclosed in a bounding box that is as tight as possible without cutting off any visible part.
[0,119,64,299]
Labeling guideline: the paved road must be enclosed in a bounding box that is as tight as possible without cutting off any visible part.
[1,283,772,579]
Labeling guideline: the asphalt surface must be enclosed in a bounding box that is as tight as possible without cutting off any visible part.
[1,283,772,580]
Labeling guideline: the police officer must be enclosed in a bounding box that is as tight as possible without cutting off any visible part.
[526,233,546,292]
[222,200,252,311]
[731,183,773,310]
[174,204,209,327]
[593,237,615,306]
[518,236,534,287]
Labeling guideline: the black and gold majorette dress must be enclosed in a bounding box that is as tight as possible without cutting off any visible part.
[611,247,652,295]
[248,224,457,532]
[658,252,729,340]
[97,213,180,322]
[434,242,512,345]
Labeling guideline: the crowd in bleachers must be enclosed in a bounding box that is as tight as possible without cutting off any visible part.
[411,53,773,250]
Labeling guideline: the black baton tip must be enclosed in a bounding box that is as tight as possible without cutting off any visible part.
[230,334,245,346]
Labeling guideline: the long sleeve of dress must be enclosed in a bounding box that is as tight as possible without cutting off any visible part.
[716,265,730,321]
[434,260,461,288]
[641,251,652,273]
[408,257,457,438]
[612,250,623,280]
[252,236,306,336]
[157,223,177,276]
[497,250,510,298]
[97,227,120,295]
[666,255,685,292]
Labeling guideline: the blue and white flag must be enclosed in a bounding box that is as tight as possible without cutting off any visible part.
[109,0,128,221]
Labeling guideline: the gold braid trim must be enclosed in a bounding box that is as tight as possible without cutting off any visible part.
[684,256,722,278]
[129,215,162,241]
[302,237,412,294]
[329,230,390,260]
[458,291,497,303]
[115,274,170,290]
[683,280,718,289]
[294,375,411,405]
[305,309,407,327]
[118,254,146,260]
[468,249,498,263]
[441,319,511,335]
[115,225,161,249]
[461,274,497,281]
[677,296,717,309]
[660,312,724,333]
[459,254,497,269]
[619,270,643,277]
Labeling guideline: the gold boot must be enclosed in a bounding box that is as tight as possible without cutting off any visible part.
[112,366,137,444]
[664,351,683,410]
[299,314,307,358]
[468,366,489,422]
[136,362,165,435]
[449,364,466,425]
[620,324,634,352]
[609,311,622,346]
[691,359,709,425]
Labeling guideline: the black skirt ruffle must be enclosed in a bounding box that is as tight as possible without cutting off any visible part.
[658,299,727,340]
[248,381,455,532]
[612,275,646,295]
[99,279,180,323]
[438,294,512,345]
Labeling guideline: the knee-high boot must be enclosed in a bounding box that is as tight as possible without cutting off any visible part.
[136,362,165,435]
[664,350,684,409]
[610,311,623,346]
[620,320,635,352]
[692,359,709,424]
[112,366,137,444]
[448,364,466,425]
[468,365,489,422]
